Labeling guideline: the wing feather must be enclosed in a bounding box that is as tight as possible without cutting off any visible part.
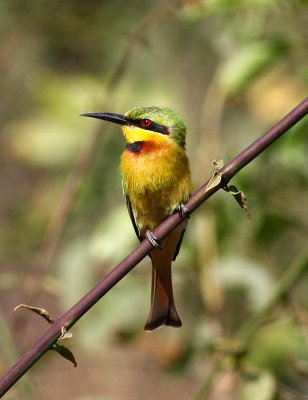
[172,228,186,261]
[125,195,142,242]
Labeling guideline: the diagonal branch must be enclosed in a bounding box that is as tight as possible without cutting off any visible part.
[0,97,307,397]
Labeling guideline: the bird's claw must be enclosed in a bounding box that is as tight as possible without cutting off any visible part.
[145,230,161,249]
[179,204,190,219]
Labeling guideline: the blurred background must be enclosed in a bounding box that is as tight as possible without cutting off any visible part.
[0,0,307,399]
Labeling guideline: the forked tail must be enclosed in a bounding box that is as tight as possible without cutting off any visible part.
[144,253,182,331]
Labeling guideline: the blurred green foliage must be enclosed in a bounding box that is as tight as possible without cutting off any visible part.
[0,0,307,399]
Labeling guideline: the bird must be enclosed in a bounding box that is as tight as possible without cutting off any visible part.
[82,106,192,331]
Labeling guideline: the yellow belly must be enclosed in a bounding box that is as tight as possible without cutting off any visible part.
[120,141,191,233]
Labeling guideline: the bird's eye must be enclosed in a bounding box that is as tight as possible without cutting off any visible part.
[140,119,152,128]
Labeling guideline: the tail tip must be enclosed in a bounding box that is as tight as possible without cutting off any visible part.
[144,315,182,332]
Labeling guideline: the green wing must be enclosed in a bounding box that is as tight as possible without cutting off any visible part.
[122,180,141,242]
[125,194,142,242]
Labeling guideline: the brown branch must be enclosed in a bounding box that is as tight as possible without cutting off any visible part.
[0,98,307,397]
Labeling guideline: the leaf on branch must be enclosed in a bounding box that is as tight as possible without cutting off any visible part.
[14,304,55,324]
[226,184,252,223]
[15,304,76,365]
[213,159,224,170]
[59,326,73,340]
[52,343,77,367]
[14,303,73,339]
[206,160,224,191]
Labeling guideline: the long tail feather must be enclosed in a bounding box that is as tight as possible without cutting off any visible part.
[144,252,182,331]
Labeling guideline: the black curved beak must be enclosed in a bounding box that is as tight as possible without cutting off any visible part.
[81,112,132,126]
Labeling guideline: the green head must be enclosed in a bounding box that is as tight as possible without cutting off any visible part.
[82,106,187,149]
[125,106,187,148]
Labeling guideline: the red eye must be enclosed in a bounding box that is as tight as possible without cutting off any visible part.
[140,119,152,128]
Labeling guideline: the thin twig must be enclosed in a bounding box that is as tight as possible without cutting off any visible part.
[0,98,307,398]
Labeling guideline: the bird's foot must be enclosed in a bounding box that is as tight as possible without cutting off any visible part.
[178,204,190,219]
[145,230,161,249]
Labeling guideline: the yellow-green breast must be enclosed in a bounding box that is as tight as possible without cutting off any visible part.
[120,137,191,234]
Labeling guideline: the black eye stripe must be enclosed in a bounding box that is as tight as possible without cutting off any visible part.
[148,121,169,135]
[126,118,169,135]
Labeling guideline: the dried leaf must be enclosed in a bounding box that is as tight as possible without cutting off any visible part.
[212,159,224,170]
[227,185,252,223]
[14,304,54,324]
[59,326,73,340]
[52,343,77,367]
[14,304,75,366]
[206,160,224,191]
[206,172,222,191]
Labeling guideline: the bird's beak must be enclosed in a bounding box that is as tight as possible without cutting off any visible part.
[81,112,132,126]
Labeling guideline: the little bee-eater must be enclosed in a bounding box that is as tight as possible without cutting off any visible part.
[83,106,192,331]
